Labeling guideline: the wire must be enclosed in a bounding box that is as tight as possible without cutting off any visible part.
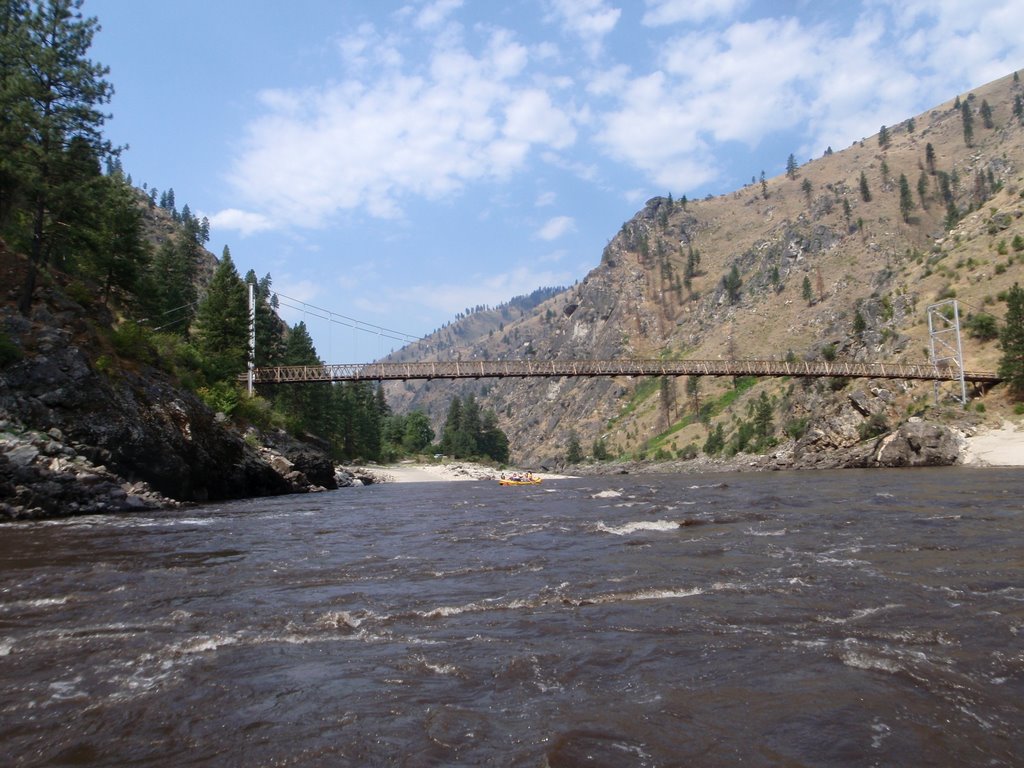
[274,292,425,346]
[274,297,424,346]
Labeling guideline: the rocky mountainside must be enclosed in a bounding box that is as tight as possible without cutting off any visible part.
[386,71,1024,467]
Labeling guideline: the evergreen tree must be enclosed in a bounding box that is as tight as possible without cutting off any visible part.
[439,396,463,456]
[859,171,871,202]
[760,170,768,199]
[1014,94,1023,124]
[478,409,509,463]
[878,124,890,148]
[146,238,197,335]
[853,308,867,336]
[2,0,115,313]
[686,375,701,414]
[722,265,742,304]
[917,171,929,208]
[998,283,1024,399]
[401,411,434,454]
[275,322,331,434]
[194,247,248,381]
[898,173,914,222]
[88,175,149,307]
[565,433,583,464]
[785,153,797,179]
[752,391,773,445]
[802,275,813,306]
[980,99,993,129]
[801,178,812,205]
[925,143,936,175]
[961,100,973,146]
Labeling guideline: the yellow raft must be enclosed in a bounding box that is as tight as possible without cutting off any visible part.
[498,477,542,486]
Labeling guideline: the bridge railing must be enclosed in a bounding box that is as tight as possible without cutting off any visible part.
[246,359,1001,384]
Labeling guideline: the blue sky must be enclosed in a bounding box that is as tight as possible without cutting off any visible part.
[82,0,1024,363]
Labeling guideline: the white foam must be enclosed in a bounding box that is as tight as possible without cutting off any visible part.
[592,489,623,498]
[0,596,69,611]
[596,520,680,535]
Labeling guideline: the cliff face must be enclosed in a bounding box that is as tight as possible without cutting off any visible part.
[0,243,343,519]
[386,71,1024,466]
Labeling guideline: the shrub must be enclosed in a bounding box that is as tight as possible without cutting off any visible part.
[0,330,22,368]
[111,321,156,364]
[858,412,889,440]
[197,382,241,416]
[965,313,999,341]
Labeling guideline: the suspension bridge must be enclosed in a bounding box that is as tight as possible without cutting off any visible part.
[247,358,1000,385]
[244,294,1002,404]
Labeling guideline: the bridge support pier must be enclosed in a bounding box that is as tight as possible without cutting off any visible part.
[927,299,967,406]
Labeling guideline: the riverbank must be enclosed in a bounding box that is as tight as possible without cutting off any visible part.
[960,420,1024,466]
[360,461,573,484]
[357,419,1024,485]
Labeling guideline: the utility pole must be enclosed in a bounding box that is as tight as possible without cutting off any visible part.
[247,281,256,396]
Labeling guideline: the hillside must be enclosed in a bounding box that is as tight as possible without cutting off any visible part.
[386,70,1024,466]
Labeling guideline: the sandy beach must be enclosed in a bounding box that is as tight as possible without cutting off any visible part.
[361,462,571,483]
[961,421,1024,466]
[358,421,1024,483]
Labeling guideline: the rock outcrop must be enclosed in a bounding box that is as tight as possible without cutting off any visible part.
[0,283,338,519]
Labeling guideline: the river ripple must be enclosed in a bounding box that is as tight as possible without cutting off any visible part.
[1,467,1022,766]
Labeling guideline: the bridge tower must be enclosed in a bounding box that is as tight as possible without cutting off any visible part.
[926,299,967,406]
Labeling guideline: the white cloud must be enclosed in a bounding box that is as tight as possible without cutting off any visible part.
[547,0,621,57]
[415,0,464,30]
[208,208,274,236]
[642,0,748,27]
[400,265,574,315]
[535,190,557,206]
[537,215,576,240]
[227,25,578,230]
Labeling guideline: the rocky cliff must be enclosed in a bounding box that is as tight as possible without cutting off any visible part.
[385,71,1024,467]
[0,248,337,520]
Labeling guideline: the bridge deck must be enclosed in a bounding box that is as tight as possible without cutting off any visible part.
[249,359,1001,384]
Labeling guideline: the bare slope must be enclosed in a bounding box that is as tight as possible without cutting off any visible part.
[387,71,1024,466]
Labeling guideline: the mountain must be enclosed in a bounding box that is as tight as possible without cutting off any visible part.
[385,70,1024,467]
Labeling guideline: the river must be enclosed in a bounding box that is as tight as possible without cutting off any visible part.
[1,468,1021,766]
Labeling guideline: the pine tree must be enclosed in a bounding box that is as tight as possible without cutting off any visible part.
[401,411,434,454]
[147,239,197,335]
[980,99,993,129]
[194,248,248,381]
[479,410,509,463]
[859,171,871,202]
[275,322,331,434]
[2,0,115,313]
[878,124,890,148]
[998,283,1024,399]
[785,153,797,179]
[77,171,149,306]
[961,100,974,146]
[722,265,742,304]
[565,433,583,464]
[802,275,813,306]
[752,391,773,445]
[898,173,914,222]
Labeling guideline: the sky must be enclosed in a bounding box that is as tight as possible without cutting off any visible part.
[81,0,1024,363]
